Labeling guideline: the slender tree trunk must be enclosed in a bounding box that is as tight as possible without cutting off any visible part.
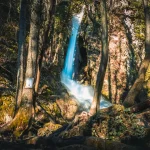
[89,0,108,115]
[35,0,56,93]
[123,0,150,107]
[21,0,40,112]
[16,0,27,109]
[144,0,150,98]
[108,56,112,102]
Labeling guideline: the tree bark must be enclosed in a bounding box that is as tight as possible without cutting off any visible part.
[123,0,150,107]
[89,0,108,115]
[108,56,112,102]
[130,99,150,113]
[35,0,56,93]
[16,0,27,108]
[0,0,40,137]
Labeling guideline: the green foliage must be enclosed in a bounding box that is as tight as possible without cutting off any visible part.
[70,0,85,14]
[128,0,145,41]
[90,105,146,141]
[55,1,71,34]
[54,0,85,36]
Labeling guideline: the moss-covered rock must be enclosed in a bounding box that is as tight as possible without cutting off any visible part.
[37,122,62,137]
[0,95,15,125]
[35,99,63,124]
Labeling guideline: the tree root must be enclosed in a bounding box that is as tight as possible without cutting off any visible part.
[0,105,32,137]
[130,99,150,113]
[56,111,91,137]
[36,100,57,123]
[28,135,145,150]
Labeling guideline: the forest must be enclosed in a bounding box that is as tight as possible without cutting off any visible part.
[0,0,150,149]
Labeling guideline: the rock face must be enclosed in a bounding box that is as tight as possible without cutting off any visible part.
[56,97,78,121]
[37,1,145,105]
[78,4,145,104]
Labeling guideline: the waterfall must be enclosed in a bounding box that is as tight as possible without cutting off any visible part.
[62,6,85,79]
[61,6,112,110]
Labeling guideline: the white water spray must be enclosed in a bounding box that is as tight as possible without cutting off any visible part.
[61,6,112,110]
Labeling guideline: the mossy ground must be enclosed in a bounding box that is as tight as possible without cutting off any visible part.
[0,95,15,125]
[57,104,146,142]
[0,65,149,149]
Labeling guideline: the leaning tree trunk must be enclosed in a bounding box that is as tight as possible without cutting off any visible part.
[16,0,27,109]
[0,0,40,137]
[89,0,108,115]
[123,0,150,108]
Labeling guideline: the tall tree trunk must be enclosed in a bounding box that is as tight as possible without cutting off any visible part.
[14,0,40,136]
[123,0,150,107]
[0,0,40,137]
[89,0,108,115]
[21,0,40,112]
[16,0,27,109]
[35,0,56,93]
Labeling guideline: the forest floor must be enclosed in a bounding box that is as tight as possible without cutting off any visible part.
[0,94,150,150]
[0,64,150,150]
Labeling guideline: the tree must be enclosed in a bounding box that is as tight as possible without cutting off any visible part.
[123,0,150,107]
[35,0,56,93]
[0,0,40,136]
[16,0,27,109]
[89,0,108,115]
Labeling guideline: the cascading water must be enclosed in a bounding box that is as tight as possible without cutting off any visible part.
[62,6,85,79]
[61,6,112,110]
